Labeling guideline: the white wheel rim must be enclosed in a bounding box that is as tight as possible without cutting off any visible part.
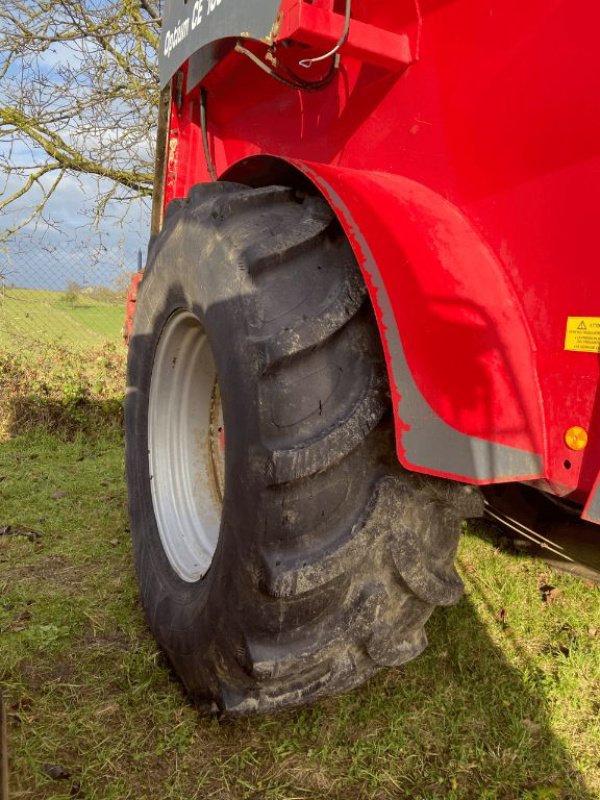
[148,311,224,582]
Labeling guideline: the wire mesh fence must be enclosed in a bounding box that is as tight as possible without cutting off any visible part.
[0,242,141,354]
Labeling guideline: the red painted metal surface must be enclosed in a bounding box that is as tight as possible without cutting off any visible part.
[160,0,600,512]
[276,2,412,72]
[123,272,144,346]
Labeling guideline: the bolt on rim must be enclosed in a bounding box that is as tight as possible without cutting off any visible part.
[148,310,224,582]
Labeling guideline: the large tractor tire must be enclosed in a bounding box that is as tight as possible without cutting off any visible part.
[125,182,482,713]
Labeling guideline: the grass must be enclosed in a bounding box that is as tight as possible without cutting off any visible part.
[0,345,599,799]
[0,288,124,351]
[0,339,125,439]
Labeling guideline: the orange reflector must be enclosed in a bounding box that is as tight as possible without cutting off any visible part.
[564,426,588,451]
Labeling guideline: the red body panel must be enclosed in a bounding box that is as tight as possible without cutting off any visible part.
[161,0,600,511]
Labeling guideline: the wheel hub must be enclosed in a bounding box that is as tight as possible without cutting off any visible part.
[148,310,224,582]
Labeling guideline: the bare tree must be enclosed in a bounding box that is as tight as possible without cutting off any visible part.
[0,1,161,241]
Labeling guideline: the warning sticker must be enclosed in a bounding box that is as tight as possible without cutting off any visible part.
[564,317,600,353]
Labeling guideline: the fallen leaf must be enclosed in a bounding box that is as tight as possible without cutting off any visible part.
[539,584,561,605]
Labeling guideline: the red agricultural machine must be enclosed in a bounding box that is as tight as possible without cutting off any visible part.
[125,0,600,713]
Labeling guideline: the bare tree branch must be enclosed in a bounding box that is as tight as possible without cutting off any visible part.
[0,0,161,236]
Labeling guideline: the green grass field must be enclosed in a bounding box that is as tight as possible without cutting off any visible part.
[0,287,124,351]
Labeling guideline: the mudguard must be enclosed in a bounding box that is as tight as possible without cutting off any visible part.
[290,162,544,484]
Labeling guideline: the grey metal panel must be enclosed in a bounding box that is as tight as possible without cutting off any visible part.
[160,0,282,88]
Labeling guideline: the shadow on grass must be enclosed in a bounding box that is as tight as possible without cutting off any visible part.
[4,587,594,799]
[2,397,123,439]
[479,485,600,583]
[208,594,595,800]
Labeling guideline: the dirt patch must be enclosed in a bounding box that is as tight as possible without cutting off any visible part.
[19,657,79,691]
[7,555,90,591]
